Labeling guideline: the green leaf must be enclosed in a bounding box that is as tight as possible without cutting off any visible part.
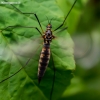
[0,0,75,100]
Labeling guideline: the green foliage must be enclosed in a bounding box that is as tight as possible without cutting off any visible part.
[56,0,82,34]
[0,0,75,100]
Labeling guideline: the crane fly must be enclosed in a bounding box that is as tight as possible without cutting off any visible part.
[0,0,77,100]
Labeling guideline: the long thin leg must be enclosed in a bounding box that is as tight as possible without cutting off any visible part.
[1,25,42,36]
[54,27,68,34]
[50,52,56,100]
[0,44,41,83]
[4,0,44,33]
[0,57,31,83]
[53,0,77,31]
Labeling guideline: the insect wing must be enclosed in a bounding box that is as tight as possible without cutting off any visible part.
[49,30,75,99]
[51,30,75,70]
[0,33,45,99]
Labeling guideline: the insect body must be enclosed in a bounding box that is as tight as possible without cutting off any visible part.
[38,24,55,83]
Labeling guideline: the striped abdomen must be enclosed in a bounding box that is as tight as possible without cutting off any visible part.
[38,43,50,83]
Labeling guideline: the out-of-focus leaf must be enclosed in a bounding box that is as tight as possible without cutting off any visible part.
[56,0,82,34]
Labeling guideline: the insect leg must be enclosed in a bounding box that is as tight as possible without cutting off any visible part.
[1,25,42,36]
[53,0,77,31]
[50,52,56,100]
[4,0,44,33]
[54,27,68,34]
[0,57,31,83]
[0,43,41,83]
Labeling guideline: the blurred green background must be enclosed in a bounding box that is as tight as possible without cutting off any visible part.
[57,0,100,100]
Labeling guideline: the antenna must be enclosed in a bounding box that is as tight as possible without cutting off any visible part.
[50,18,54,24]
[46,16,50,24]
